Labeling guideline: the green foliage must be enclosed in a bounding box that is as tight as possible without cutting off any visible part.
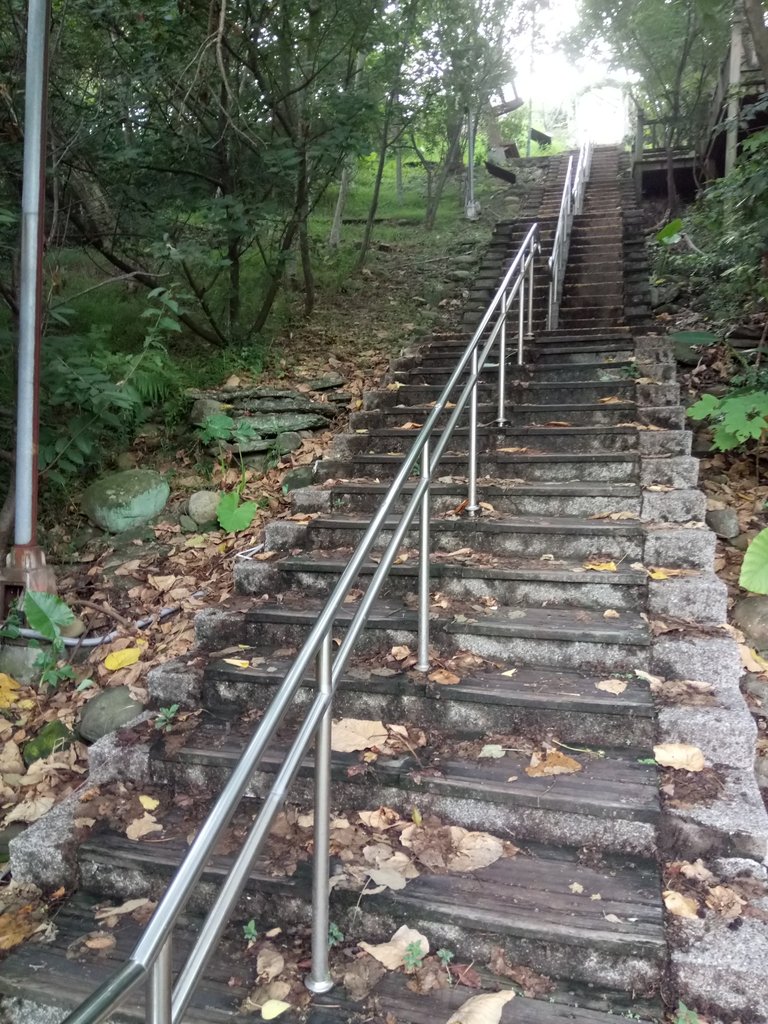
[403,941,426,971]
[328,922,345,948]
[216,491,258,533]
[242,919,259,943]
[154,704,180,732]
[739,527,768,594]
[675,1003,701,1024]
[688,391,768,450]
[23,591,75,641]
[656,219,684,245]
[197,414,261,449]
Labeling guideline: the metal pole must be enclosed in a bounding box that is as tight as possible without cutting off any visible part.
[517,266,525,366]
[465,108,479,220]
[466,348,479,516]
[14,0,49,550]
[306,632,334,994]
[147,940,172,1024]
[497,292,507,426]
[526,247,535,339]
[415,440,431,672]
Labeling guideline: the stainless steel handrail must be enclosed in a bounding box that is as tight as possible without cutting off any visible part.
[547,140,592,331]
[61,223,541,1024]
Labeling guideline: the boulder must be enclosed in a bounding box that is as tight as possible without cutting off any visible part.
[23,720,73,764]
[734,596,768,653]
[179,514,198,533]
[650,282,681,307]
[190,397,228,426]
[188,490,220,526]
[705,507,740,540]
[274,431,303,455]
[282,466,315,492]
[236,411,329,435]
[77,685,144,743]
[307,372,345,391]
[81,470,170,533]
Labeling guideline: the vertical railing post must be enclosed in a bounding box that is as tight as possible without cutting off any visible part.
[306,631,333,995]
[415,440,431,672]
[148,939,172,1024]
[526,243,535,340]
[466,346,479,516]
[517,269,525,366]
[497,292,507,426]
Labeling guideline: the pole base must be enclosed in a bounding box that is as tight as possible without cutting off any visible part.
[465,505,480,518]
[305,977,334,995]
[0,546,56,618]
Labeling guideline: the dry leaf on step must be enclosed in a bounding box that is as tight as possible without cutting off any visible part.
[663,890,700,919]
[343,956,386,1001]
[705,885,746,919]
[653,743,705,772]
[139,795,159,811]
[525,750,582,777]
[390,645,411,661]
[358,806,402,830]
[261,1000,291,1021]
[583,561,617,572]
[599,396,624,404]
[257,946,285,983]
[400,823,506,872]
[445,991,515,1024]
[603,609,620,619]
[569,882,584,894]
[595,679,627,695]
[739,645,768,674]
[677,859,716,883]
[429,669,461,685]
[125,812,163,841]
[3,795,55,825]
[359,925,429,970]
[331,719,389,753]
[94,898,151,922]
[634,668,664,686]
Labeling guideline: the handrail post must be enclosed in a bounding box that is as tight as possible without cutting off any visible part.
[415,439,431,672]
[466,347,479,516]
[517,265,525,366]
[306,631,334,994]
[526,243,535,340]
[148,940,172,1024]
[496,292,507,426]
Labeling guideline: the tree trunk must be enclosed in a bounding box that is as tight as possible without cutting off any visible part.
[744,0,768,84]
[355,93,395,272]
[250,216,301,335]
[395,147,404,204]
[424,124,463,231]
[328,164,351,249]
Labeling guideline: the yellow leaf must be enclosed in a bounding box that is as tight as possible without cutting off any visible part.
[139,795,159,812]
[126,813,163,841]
[654,743,706,772]
[0,673,21,709]
[583,561,617,572]
[569,882,584,894]
[223,658,250,669]
[599,396,624,404]
[261,1000,291,1020]
[663,890,700,919]
[525,750,582,777]
[501,668,517,677]
[0,905,43,951]
[104,648,141,671]
[428,668,461,686]
[596,679,627,695]
[411,807,423,825]
[603,609,620,619]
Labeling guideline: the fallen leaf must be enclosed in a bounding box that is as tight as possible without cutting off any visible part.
[478,744,506,759]
[358,807,401,830]
[678,859,716,883]
[223,658,251,669]
[139,795,160,812]
[705,885,746,920]
[84,932,117,951]
[0,673,21,709]
[445,991,515,1024]
[94,898,151,921]
[599,396,624,404]
[739,645,768,674]
[399,421,423,430]
[359,925,429,970]
[400,823,506,873]
[0,905,42,951]
[595,679,627,695]
[104,648,141,671]
[569,882,584,894]
[525,750,582,777]
[501,668,517,678]
[3,795,54,825]
[126,812,163,841]
[257,946,285,983]
[261,1000,291,1021]
[634,669,664,686]
[343,956,386,1000]
[663,890,700,919]
[390,645,412,662]
[583,561,617,572]
[589,510,638,521]
[429,669,461,686]
[603,609,620,619]
[331,719,389,753]
[654,743,705,772]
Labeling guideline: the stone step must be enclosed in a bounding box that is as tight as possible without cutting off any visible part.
[266,512,646,562]
[202,646,656,749]
[153,718,659,855]
[316,451,641,484]
[75,831,665,997]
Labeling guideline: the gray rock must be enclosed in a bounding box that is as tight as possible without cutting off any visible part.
[190,397,228,426]
[77,685,144,742]
[674,340,703,366]
[650,282,681,307]
[188,490,220,526]
[453,254,477,266]
[243,455,268,474]
[236,411,329,435]
[0,643,43,684]
[307,372,345,391]
[179,514,198,533]
[81,469,170,533]
[705,507,740,539]
[274,431,303,455]
[447,270,473,282]
[730,532,751,551]
[282,466,315,492]
[733,596,768,652]
[115,452,138,471]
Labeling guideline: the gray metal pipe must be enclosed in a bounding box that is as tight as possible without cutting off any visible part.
[14,0,51,548]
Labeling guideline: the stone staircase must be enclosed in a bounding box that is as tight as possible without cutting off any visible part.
[3,146,761,1023]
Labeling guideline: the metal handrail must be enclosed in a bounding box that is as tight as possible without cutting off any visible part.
[61,223,541,1024]
[547,140,592,331]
